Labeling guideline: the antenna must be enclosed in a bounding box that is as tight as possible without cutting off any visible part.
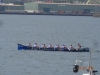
[90,49,91,66]
[89,49,92,75]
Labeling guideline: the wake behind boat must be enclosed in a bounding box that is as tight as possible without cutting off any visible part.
[17,44,89,52]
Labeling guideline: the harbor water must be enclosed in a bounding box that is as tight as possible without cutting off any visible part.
[0,14,100,75]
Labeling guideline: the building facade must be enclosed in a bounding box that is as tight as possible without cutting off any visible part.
[0,4,24,11]
[24,2,100,13]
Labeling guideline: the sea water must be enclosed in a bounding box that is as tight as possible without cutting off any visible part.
[0,14,100,75]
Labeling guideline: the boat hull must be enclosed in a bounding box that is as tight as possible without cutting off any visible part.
[17,44,89,52]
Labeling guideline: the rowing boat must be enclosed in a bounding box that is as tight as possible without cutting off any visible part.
[17,44,89,52]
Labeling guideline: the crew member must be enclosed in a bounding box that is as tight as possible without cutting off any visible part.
[78,43,81,50]
[57,45,60,50]
[54,44,58,50]
[69,44,75,50]
[62,45,68,51]
[61,45,65,49]
[43,44,47,49]
[47,44,54,50]
[40,44,44,50]
[28,43,32,49]
[33,43,39,49]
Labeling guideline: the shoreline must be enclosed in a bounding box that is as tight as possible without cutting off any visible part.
[0,11,93,16]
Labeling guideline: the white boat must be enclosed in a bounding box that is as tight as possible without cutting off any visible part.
[73,50,98,75]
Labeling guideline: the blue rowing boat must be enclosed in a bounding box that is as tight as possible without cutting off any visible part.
[17,44,89,52]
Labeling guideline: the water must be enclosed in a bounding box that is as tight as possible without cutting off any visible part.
[0,14,100,75]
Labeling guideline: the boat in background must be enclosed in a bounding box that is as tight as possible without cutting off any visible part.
[17,44,90,52]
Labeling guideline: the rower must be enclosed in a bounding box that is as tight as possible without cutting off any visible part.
[33,43,37,48]
[61,45,65,49]
[62,45,68,51]
[47,44,51,49]
[47,44,54,50]
[28,43,32,49]
[57,45,60,50]
[40,44,44,50]
[28,43,32,47]
[51,44,54,49]
[33,43,39,50]
[43,44,47,49]
[69,45,75,50]
[61,45,65,50]
[54,44,58,50]
[78,43,81,50]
